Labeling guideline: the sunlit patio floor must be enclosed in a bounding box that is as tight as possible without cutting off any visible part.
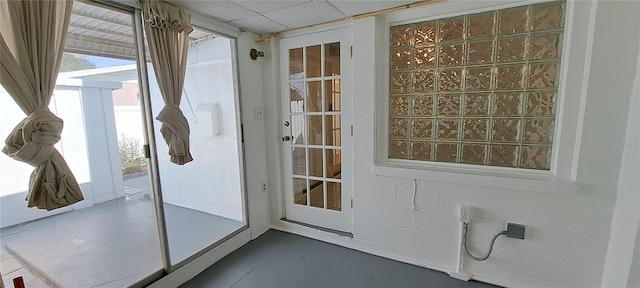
[0,175,243,288]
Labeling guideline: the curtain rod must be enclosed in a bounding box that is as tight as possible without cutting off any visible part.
[255,0,443,44]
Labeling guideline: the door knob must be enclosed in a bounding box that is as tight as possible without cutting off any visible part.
[284,121,290,127]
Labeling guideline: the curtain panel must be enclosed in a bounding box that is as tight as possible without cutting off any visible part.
[142,0,194,165]
[0,0,84,210]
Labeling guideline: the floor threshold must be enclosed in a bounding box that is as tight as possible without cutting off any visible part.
[280,218,353,238]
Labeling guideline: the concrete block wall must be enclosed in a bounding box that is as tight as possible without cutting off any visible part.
[262,1,639,287]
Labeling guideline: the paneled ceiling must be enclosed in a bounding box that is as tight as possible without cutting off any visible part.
[167,0,423,35]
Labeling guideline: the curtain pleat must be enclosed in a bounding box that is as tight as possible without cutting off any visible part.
[0,0,84,210]
[142,0,194,165]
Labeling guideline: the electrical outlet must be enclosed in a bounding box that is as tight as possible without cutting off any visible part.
[460,205,472,224]
[506,223,525,239]
[261,182,267,193]
[254,107,264,120]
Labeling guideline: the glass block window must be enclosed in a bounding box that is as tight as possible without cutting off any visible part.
[388,2,564,170]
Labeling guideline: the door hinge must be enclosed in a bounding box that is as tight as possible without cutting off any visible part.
[143,144,150,159]
[350,198,353,208]
[350,46,353,58]
[350,125,353,136]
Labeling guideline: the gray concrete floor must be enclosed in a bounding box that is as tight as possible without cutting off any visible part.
[0,175,243,288]
[181,230,501,288]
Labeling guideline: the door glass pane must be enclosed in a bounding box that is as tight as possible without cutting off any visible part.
[308,148,323,177]
[325,42,340,76]
[326,149,342,179]
[308,115,323,145]
[293,178,308,205]
[325,80,341,111]
[152,30,245,265]
[309,180,324,208]
[292,147,306,176]
[289,48,304,80]
[326,115,341,146]
[307,81,322,112]
[306,45,322,78]
[290,82,305,112]
[0,3,161,287]
[291,114,305,145]
[327,182,342,211]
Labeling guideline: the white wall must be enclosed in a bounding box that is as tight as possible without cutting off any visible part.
[264,1,639,288]
[601,1,640,284]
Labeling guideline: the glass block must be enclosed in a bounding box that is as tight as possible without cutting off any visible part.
[309,180,324,208]
[467,41,494,65]
[390,73,412,94]
[462,144,487,165]
[526,92,555,116]
[290,82,305,112]
[532,3,563,31]
[530,33,561,60]
[498,7,527,35]
[390,49,413,71]
[529,63,558,88]
[490,144,519,167]
[415,21,437,46]
[308,148,323,177]
[466,67,492,91]
[327,182,342,211]
[291,114,305,144]
[325,42,340,76]
[390,25,413,48]
[495,65,524,90]
[326,149,342,179]
[464,94,490,116]
[497,36,527,62]
[289,48,304,80]
[439,44,464,67]
[463,119,488,141]
[437,94,461,116]
[492,119,520,142]
[326,115,341,146]
[306,45,321,78]
[438,69,462,91]
[520,145,550,170]
[467,12,495,39]
[292,147,306,176]
[439,17,464,42]
[413,94,434,116]
[389,140,408,159]
[523,119,553,144]
[493,93,522,116]
[390,118,409,138]
[436,119,459,140]
[308,115,323,145]
[435,142,458,163]
[325,80,341,112]
[390,96,409,116]
[293,178,307,205]
[412,118,433,139]
[411,141,432,161]
[414,70,436,93]
[415,46,437,69]
[307,81,322,112]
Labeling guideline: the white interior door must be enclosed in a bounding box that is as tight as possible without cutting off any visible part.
[280,28,353,233]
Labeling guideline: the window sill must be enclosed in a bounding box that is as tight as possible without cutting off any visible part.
[373,163,576,195]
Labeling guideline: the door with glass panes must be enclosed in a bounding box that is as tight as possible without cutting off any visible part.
[280,28,353,232]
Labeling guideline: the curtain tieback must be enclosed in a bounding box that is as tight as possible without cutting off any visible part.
[2,108,64,166]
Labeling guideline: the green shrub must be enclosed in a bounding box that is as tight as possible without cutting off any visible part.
[118,135,146,175]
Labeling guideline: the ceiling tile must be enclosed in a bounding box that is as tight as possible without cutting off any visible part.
[232,0,311,13]
[262,1,346,29]
[329,0,416,17]
[170,0,258,22]
[230,15,289,35]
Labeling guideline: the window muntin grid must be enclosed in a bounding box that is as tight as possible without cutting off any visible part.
[387,2,563,170]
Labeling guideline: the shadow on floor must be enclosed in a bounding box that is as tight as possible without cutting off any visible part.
[182,230,501,288]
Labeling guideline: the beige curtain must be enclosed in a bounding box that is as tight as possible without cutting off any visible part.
[142,0,194,165]
[0,0,84,210]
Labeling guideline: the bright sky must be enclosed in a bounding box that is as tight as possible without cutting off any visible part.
[85,55,135,68]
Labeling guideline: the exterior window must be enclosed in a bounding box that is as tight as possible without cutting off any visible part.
[387,2,564,170]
